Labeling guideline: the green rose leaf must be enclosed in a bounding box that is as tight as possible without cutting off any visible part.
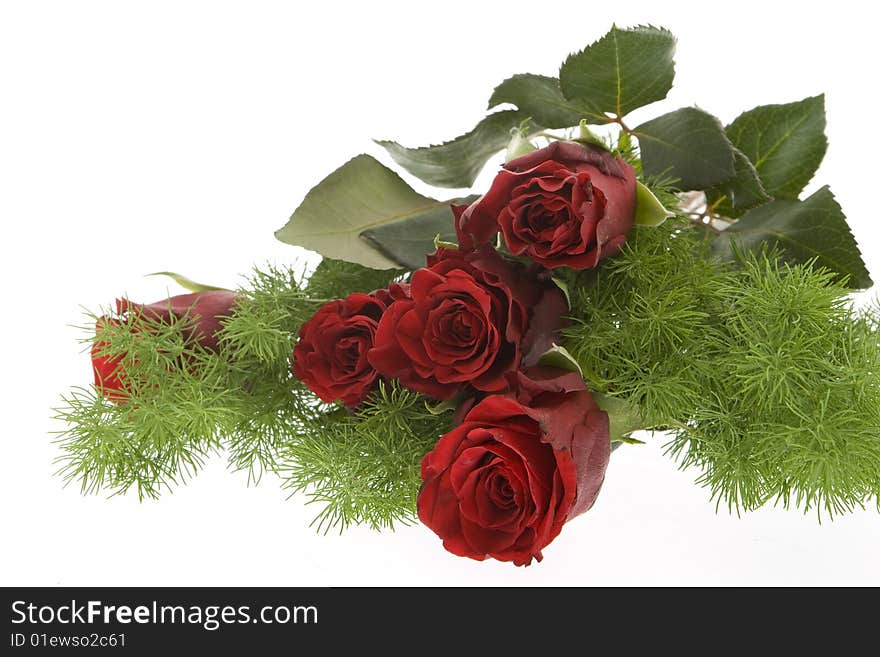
[488,74,587,129]
[592,393,645,443]
[635,107,736,190]
[537,344,584,377]
[551,276,571,309]
[575,120,611,151]
[559,25,676,123]
[704,147,771,217]
[375,110,531,188]
[634,181,674,226]
[361,195,478,270]
[275,155,458,269]
[725,95,827,199]
[713,186,872,289]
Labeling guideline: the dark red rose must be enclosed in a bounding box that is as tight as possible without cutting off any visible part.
[454,141,637,269]
[418,367,611,565]
[367,247,567,400]
[293,289,400,407]
[91,290,240,402]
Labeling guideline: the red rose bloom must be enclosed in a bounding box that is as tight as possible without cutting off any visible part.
[418,367,611,565]
[454,141,637,269]
[91,290,239,402]
[294,287,406,407]
[367,247,566,401]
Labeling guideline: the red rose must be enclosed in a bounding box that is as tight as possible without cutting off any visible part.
[367,247,566,400]
[91,318,128,403]
[454,141,637,269]
[91,290,239,402]
[418,367,611,565]
[293,288,405,407]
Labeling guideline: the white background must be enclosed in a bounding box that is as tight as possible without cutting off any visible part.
[2,0,879,586]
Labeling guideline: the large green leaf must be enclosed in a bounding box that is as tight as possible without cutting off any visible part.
[725,95,827,199]
[705,147,771,217]
[361,195,478,269]
[275,155,455,269]
[714,186,871,289]
[488,74,587,129]
[559,25,676,122]
[635,107,736,190]
[375,110,529,188]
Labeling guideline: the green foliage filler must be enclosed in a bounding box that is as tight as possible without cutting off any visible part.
[562,218,880,516]
[55,257,443,528]
[54,265,318,499]
[55,315,235,500]
[305,258,404,301]
[561,218,719,429]
[279,382,452,532]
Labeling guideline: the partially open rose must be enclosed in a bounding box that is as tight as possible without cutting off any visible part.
[367,247,566,401]
[91,290,240,402]
[454,141,637,269]
[418,367,611,565]
[293,285,408,408]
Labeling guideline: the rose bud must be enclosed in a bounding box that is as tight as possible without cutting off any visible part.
[91,290,239,402]
[454,140,637,269]
[417,367,610,565]
[116,290,240,352]
[293,286,407,408]
[91,318,128,402]
[367,247,567,401]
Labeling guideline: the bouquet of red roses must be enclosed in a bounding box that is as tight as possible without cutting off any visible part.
[56,25,880,565]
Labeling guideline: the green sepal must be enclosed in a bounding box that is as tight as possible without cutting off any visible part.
[634,181,674,227]
[551,277,571,310]
[537,344,584,377]
[616,436,646,445]
[146,272,229,293]
[592,393,645,443]
[573,120,610,151]
[504,128,537,162]
[425,397,459,415]
[433,234,460,250]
